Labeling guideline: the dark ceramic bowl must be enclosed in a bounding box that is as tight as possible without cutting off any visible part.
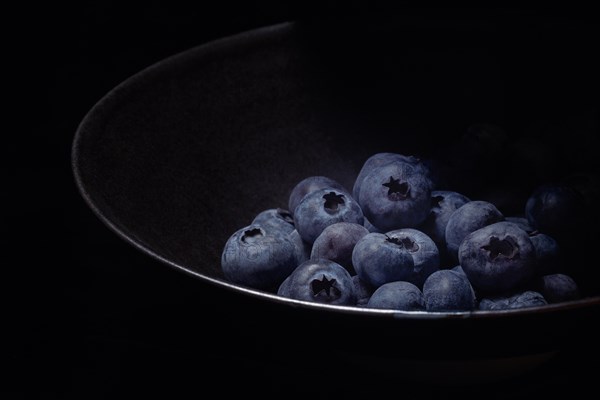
[72,17,599,383]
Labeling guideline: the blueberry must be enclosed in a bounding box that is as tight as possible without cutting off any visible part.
[294,188,364,244]
[357,159,434,231]
[535,273,580,304]
[366,281,426,311]
[252,208,295,235]
[352,275,374,307]
[445,200,504,262]
[311,222,369,275]
[419,190,471,253]
[422,269,476,312]
[458,221,536,294]
[478,291,547,310]
[384,228,440,288]
[279,258,356,305]
[525,183,585,239]
[351,232,415,288]
[353,152,426,203]
[221,224,298,291]
[529,232,560,275]
[288,176,347,218]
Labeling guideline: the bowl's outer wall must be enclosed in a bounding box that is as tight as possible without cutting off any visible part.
[73,18,600,330]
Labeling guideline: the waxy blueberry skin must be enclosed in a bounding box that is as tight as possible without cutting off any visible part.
[294,188,364,244]
[525,183,585,238]
[358,160,434,232]
[423,269,476,312]
[479,291,547,310]
[458,221,536,294]
[221,224,298,291]
[353,152,428,203]
[288,176,347,218]
[366,281,426,311]
[529,232,561,275]
[445,200,504,262]
[279,258,356,305]
[352,232,415,289]
[385,228,441,288]
[311,222,369,275]
[535,273,580,304]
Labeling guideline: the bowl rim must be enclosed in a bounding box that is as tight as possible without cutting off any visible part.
[71,20,600,320]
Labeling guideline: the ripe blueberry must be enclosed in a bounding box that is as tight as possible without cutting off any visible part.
[221,224,298,291]
[294,188,364,244]
[279,258,356,305]
[458,221,535,294]
[366,281,426,311]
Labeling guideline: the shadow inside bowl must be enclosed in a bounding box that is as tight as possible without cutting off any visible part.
[72,15,600,379]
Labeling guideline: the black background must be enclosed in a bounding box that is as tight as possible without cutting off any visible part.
[5,3,599,398]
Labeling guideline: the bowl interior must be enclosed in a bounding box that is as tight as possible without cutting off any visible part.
[72,17,600,316]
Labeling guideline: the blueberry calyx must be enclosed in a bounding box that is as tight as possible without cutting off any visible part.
[481,236,519,260]
[382,176,410,199]
[311,274,341,298]
[241,228,265,243]
[385,236,420,252]
[323,192,345,213]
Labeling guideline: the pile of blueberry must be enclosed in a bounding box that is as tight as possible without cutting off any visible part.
[221,150,588,312]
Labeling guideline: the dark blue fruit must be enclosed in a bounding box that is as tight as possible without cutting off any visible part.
[352,232,415,289]
[422,269,476,311]
[221,224,298,291]
[384,228,440,288]
[535,273,580,303]
[288,176,347,218]
[445,200,504,262]
[529,232,560,275]
[278,258,356,305]
[294,188,364,244]
[479,291,547,310]
[311,222,369,275]
[358,159,434,231]
[353,153,427,203]
[525,183,585,238]
[458,221,535,294]
[366,281,425,311]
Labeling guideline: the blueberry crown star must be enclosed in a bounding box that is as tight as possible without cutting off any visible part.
[481,236,519,260]
[383,176,410,198]
[323,192,345,211]
[311,274,341,298]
